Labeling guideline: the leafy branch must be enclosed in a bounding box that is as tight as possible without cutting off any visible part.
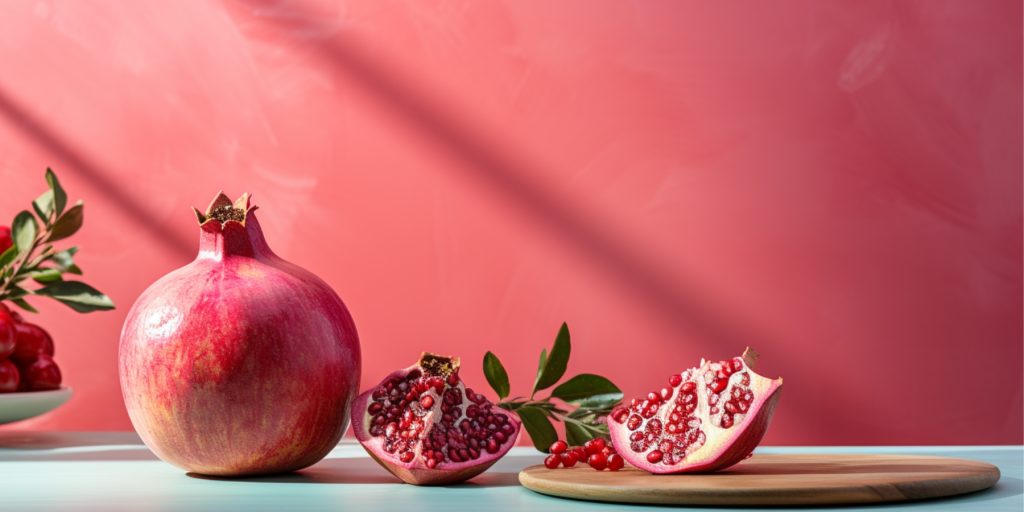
[0,169,114,313]
[483,323,622,452]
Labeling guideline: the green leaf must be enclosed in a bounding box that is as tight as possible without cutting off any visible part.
[516,406,558,452]
[10,297,37,313]
[50,247,82,275]
[45,168,67,216]
[32,190,54,223]
[30,268,63,283]
[564,420,594,447]
[483,351,511,399]
[0,246,16,270]
[532,348,547,394]
[46,201,83,242]
[33,280,115,312]
[533,322,571,393]
[12,210,38,257]
[551,374,623,407]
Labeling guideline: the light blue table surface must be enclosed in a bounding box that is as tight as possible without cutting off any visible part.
[0,432,1019,511]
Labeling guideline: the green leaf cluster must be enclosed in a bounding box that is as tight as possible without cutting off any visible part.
[483,323,623,452]
[0,168,114,313]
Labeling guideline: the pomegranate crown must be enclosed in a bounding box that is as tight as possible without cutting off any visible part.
[193,192,257,227]
[418,352,460,378]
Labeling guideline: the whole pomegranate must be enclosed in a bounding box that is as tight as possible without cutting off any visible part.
[119,193,361,476]
[351,353,521,485]
[608,348,782,473]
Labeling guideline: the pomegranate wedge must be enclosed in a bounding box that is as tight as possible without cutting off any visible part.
[608,347,782,473]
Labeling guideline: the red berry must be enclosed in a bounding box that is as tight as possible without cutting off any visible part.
[588,452,607,470]
[22,354,61,391]
[0,309,15,359]
[561,451,579,467]
[549,440,568,455]
[0,226,12,254]
[544,454,561,469]
[0,359,19,392]
[584,437,606,455]
[607,453,624,471]
[12,322,53,364]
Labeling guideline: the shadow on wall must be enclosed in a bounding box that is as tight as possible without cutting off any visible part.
[0,85,194,260]
[229,0,765,350]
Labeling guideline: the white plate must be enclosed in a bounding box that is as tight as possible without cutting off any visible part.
[0,388,73,424]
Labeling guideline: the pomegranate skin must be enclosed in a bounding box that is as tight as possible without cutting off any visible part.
[119,193,360,476]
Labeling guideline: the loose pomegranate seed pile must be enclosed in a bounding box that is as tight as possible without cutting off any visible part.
[611,357,754,467]
[365,356,516,469]
[543,438,624,471]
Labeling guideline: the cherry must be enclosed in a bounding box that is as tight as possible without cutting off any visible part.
[12,322,54,364]
[549,440,568,455]
[560,451,579,467]
[0,359,19,392]
[607,453,625,471]
[544,454,561,469]
[587,452,607,470]
[21,354,61,391]
[0,226,12,254]
[0,308,16,359]
[584,437,606,456]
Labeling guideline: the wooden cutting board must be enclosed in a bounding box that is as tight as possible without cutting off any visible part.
[518,454,1000,506]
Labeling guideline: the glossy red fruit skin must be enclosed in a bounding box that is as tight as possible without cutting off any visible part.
[11,322,54,364]
[21,354,60,391]
[544,454,561,469]
[0,307,16,359]
[0,359,20,392]
[0,226,12,254]
[584,437,606,456]
[119,193,361,477]
[561,451,579,467]
[607,453,624,471]
[549,440,568,455]
[588,452,608,470]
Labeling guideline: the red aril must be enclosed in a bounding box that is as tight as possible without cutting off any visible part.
[351,353,521,485]
[20,354,61,391]
[544,454,561,469]
[119,193,360,476]
[0,359,19,392]
[11,322,54,364]
[608,348,782,473]
[0,306,16,359]
[0,226,11,254]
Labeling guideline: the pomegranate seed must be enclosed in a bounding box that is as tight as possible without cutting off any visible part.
[572,446,587,460]
[646,450,663,463]
[680,381,696,393]
[399,451,415,463]
[549,440,568,454]
[561,451,579,467]
[720,414,734,428]
[647,391,661,403]
[725,401,738,414]
[485,439,499,454]
[426,458,437,469]
[660,388,672,400]
[588,453,607,470]
[544,454,561,469]
[668,374,682,387]
[611,407,629,423]
[607,453,624,471]
[419,395,435,409]
[710,379,727,394]
[622,413,638,430]
[584,438,606,455]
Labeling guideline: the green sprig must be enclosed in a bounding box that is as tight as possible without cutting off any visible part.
[483,323,622,452]
[0,168,114,313]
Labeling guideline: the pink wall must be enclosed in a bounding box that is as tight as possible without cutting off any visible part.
[0,1,1020,445]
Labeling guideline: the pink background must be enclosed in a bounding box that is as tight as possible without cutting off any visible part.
[0,1,1020,445]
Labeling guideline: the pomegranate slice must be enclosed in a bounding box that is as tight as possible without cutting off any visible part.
[608,347,782,473]
[351,353,521,485]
